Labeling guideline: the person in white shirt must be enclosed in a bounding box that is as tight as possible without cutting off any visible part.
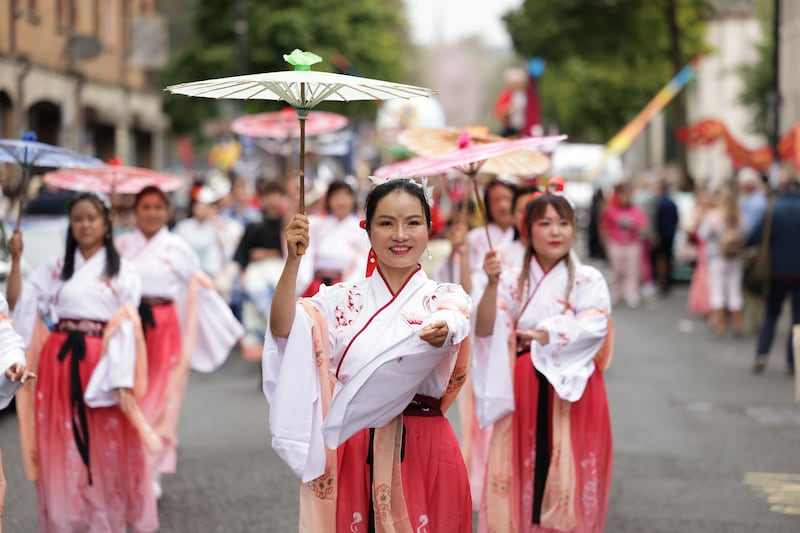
[297,180,370,297]
[174,181,244,301]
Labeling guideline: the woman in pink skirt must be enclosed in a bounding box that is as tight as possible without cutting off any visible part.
[7,192,157,533]
[116,185,243,499]
[265,176,473,532]
[475,190,613,532]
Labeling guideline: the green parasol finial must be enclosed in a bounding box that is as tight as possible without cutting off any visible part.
[283,49,322,71]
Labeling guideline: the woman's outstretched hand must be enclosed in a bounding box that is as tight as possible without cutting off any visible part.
[420,320,449,347]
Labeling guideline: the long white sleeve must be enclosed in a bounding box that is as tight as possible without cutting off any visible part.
[530,267,611,402]
[262,305,326,482]
[0,304,26,410]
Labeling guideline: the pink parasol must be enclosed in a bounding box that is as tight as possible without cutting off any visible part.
[407,134,567,247]
[231,107,348,139]
[373,155,440,178]
[42,158,184,195]
[399,126,553,176]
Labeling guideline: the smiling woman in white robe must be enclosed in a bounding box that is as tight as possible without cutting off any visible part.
[117,185,243,498]
[475,190,613,533]
[265,177,473,532]
[7,192,158,533]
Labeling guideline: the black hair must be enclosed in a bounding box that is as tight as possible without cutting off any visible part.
[256,178,285,197]
[134,185,170,208]
[512,185,540,241]
[482,179,517,224]
[61,192,120,281]
[364,178,432,233]
[324,180,356,214]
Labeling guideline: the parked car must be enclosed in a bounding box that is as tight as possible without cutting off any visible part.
[0,216,69,288]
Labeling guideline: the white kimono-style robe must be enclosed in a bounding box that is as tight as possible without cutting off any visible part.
[12,249,142,407]
[116,227,243,373]
[263,266,471,482]
[117,227,199,301]
[467,224,515,277]
[297,213,370,291]
[173,216,243,278]
[473,256,611,428]
[0,294,26,410]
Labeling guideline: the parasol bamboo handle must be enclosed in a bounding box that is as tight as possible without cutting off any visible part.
[15,166,30,229]
[470,175,493,249]
[296,87,307,256]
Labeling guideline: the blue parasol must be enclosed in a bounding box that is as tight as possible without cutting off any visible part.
[0,132,105,224]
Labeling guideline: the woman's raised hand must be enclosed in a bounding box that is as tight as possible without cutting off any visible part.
[483,250,502,284]
[285,214,309,259]
[8,230,22,263]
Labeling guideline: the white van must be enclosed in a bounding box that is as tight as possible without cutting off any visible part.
[549,143,625,189]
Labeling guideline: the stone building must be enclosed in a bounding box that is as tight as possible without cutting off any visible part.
[0,0,168,168]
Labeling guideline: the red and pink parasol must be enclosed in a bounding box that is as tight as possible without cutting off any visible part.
[43,157,184,196]
[231,108,348,139]
[404,134,567,247]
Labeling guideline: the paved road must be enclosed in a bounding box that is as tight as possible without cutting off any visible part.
[2,285,799,532]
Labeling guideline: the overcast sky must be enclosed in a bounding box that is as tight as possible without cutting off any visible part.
[405,0,523,49]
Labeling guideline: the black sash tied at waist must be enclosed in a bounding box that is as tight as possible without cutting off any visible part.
[516,349,552,524]
[138,296,173,335]
[55,319,106,486]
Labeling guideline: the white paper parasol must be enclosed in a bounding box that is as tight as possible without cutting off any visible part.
[166,49,438,234]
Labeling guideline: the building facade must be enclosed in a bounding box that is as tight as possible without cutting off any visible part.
[0,0,168,168]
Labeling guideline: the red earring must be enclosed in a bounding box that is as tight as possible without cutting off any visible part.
[365,247,378,277]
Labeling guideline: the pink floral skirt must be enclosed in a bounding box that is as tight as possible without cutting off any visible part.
[35,331,158,533]
[139,303,182,474]
[687,246,711,316]
[336,415,472,532]
[513,357,613,533]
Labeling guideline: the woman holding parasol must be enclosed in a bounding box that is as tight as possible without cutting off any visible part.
[264,176,473,531]
[474,185,614,532]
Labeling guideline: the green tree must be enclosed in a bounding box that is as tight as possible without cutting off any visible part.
[504,0,709,184]
[161,0,411,136]
[738,0,774,138]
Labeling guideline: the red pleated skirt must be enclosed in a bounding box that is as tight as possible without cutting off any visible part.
[513,356,612,533]
[35,331,158,533]
[138,303,181,421]
[336,415,472,532]
[138,303,182,474]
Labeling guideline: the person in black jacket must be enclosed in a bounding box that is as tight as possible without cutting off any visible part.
[752,179,800,375]
[651,180,679,295]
